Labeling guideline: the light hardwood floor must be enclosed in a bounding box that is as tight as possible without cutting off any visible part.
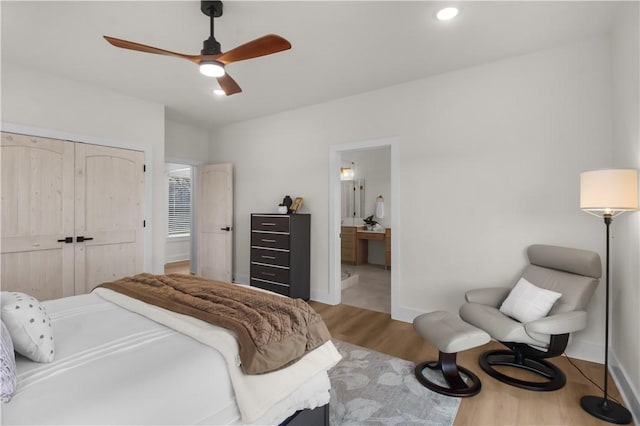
[163,262,632,426]
[164,260,191,275]
[308,301,633,426]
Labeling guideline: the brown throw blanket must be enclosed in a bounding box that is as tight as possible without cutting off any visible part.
[96,273,331,374]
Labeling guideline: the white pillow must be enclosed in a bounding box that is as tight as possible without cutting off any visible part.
[1,292,55,363]
[1,320,17,402]
[499,278,562,323]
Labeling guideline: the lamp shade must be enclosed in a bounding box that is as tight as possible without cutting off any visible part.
[580,169,638,214]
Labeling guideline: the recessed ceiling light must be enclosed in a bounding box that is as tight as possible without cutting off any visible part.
[213,88,226,96]
[436,7,459,21]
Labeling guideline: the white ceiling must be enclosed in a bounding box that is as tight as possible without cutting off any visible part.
[1,1,621,129]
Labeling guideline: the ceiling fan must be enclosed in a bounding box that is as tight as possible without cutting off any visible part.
[103,0,291,96]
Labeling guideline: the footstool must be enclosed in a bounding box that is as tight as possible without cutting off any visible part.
[413,310,490,397]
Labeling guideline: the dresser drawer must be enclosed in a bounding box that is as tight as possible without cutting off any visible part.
[251,232,290,250]
[251,248,289,267]
[250,279,290,297]
[251,263,289,284]
[251,215,289,233]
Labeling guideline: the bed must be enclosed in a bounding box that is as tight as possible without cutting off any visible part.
[1,274,341,425]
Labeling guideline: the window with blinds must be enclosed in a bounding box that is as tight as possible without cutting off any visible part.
[168,168,191,236]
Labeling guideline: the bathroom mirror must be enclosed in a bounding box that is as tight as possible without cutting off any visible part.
[341,178,365,223]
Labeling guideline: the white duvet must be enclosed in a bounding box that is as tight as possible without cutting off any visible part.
[2,291,341,425]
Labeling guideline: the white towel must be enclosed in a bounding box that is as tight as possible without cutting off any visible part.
[375,197,385,219]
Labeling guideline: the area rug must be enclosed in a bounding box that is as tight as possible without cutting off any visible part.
[329,341,461,425]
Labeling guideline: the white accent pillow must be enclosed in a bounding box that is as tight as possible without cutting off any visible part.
[1,320,17,402]
[1,292,55,363]
[499,278,562,323]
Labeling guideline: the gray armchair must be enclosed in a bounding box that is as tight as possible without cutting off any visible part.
[459,244,601,391]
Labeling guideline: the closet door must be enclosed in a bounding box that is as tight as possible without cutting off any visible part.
[74,143,145,294]
[0,133,75,300]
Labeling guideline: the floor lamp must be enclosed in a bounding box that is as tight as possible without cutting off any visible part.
[579,168,638,425]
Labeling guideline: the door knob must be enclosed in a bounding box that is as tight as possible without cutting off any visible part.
[220,226,231,231]
[76,236,94,242]
[57,237,73,243]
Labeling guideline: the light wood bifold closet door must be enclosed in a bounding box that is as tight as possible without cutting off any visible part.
[1,132,144,300]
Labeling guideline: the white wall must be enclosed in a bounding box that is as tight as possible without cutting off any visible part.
[1,62,166,274]
[210,35,613,358]
[611,2,640,414]
[165,119,210,163]
[165,236,191,263]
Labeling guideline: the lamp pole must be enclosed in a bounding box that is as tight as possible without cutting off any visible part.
[580,213,632,424]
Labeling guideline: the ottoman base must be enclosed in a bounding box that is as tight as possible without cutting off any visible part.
[415,351,482,397]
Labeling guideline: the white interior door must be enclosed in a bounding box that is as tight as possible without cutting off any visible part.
[197,163,233,282]
[1,133,75,300]
[74,143,145,293]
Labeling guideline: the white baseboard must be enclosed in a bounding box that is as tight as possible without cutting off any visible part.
[609,351,640,424]
[391,304,424,323]
[165,254,189,263]
[233,273,250,285]
[310,289,335,304]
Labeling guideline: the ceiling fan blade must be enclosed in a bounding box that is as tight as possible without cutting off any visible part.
[217,34,291,64]
[103,36,201,64]
[217,73,242,96]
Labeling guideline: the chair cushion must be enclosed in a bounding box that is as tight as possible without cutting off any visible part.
[460,302,548,346]
[413,311,490,353]
[521,265,599,314]
[527,245,601,278]
[499,277,562,323]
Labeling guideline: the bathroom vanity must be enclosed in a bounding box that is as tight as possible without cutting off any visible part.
[341,226,391,268]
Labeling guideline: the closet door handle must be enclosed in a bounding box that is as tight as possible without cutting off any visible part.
[57,237,73,243]
[220,226,231,231]
[76,236,94,243]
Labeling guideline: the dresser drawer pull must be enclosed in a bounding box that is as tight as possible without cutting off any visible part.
[261,255,276,260]
[261,238,276,243]
[261,272,276,277]
[261,222,277,226]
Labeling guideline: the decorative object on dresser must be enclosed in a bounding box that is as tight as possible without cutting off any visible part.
[250,214,310,300]
[281,195,293,212]
[290,197,304,213]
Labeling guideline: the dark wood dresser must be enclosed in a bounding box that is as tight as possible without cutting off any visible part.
[250,213,310,300]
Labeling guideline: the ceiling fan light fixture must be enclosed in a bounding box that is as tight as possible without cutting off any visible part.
[199,60,225,77]
[436,7,459,21]
[213,88,226,96]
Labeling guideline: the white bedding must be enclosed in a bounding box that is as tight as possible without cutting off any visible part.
[2,292,340,425]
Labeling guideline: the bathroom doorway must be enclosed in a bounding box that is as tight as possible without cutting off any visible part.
[329,137,399,317]
[340,149,390,313]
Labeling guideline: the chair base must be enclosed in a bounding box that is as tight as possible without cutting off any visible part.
[479,349,566,391]
[415,352,482,397]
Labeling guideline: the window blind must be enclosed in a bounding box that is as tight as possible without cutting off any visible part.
[168,173,191,236]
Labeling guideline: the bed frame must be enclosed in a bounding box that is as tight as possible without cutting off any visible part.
[281,403,329,426]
